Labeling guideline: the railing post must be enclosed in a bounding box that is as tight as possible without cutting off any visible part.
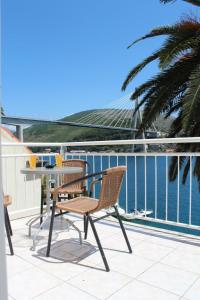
[16,125,24,142]
[60,145,65,159]
[0,0,8,294]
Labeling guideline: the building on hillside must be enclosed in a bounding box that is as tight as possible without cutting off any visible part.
[1,126,41,219]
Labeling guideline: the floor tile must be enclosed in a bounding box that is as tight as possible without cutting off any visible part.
[176,242,200,255]
[68,268,132,300]
[143,234,181,249]
[59,239,97,258]
[38,257,89,281]
[8,266,62,300]
[184,277,200,300]
[161,249,200,274]
[13,247,45,266]
[6,215,200,300]
[107,279,180,300]
[10,217,28,230]
[106,253,155,278]
[32,282,98,300]
[79,247,119,266]
[132,241,174,261]
[100,231,138,252]
[6,255,32,277]
[36,242,79,262]
[138,263,198,296]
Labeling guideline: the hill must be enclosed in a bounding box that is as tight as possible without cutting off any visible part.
[24,110,132,142]
[24,109,173,151]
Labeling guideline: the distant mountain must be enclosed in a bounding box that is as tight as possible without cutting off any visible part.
[24,109,173,146]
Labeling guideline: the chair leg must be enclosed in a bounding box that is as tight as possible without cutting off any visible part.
[84,214,89,240]
[88,215,110,272]
[113,205,132,253]
[84,215,86,232]
[4,207,14,255]
[5,207,13,236]
[46,200,56,257]
[40,197,44,225]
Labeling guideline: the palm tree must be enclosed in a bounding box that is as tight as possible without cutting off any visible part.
[161,0,200,5]
[122,0,200,185]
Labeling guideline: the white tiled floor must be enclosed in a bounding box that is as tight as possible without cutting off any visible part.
[5,214,200,300]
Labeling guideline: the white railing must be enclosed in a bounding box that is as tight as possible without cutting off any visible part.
[2,137,200,234]
[65,151,200,231]
[3,136,200,146]
[2,152,58,219]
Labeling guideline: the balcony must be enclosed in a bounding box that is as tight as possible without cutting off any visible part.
[2,138,200,300]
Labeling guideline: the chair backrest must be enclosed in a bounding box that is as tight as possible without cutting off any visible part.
[95,166,126,211]
[62,159,87,190]
[3,195,12,207]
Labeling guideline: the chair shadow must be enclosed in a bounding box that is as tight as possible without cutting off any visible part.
[33,238,105,271]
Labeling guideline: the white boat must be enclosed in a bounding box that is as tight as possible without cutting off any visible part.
[122,209,153,220]
[105,205,153,220]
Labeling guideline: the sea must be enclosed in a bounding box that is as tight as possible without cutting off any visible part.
[50,154,200,236]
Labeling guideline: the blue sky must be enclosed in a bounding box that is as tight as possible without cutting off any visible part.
[2,0,196,119]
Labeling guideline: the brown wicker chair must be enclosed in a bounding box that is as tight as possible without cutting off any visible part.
[55,159,89,199]
[46,166,132,272]
[40,159,89,223]
[4,195,14,255]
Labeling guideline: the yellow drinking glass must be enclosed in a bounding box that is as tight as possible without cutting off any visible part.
[56,154,62,167]
[29,155,37,169]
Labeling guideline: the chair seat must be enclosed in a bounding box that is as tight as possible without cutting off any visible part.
[56,197,98,214]
[57,187,83,194]
[4,195,12,207]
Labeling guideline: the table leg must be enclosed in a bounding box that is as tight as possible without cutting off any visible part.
[30,175,52,250]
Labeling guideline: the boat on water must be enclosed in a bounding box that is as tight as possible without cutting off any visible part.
[106,205,153,220]
[122,209,153,220]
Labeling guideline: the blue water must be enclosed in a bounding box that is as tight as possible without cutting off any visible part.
[64,154,200,234]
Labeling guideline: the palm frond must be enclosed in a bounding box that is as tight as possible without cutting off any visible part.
[169,154,187,181]
[193,157,200,190]
[137,53,200,131]
[160,0,200,6]
[121,53,159,91]
[128,19,200,49]
[164,100,182,118]
[169,111,183,137]
[169,156,179,181]
[123,6,200,187]
[130,79,157,100]
[127,25,178,48]
[182,158,191,184]
[159,35,200,69]
[182,63,200,131]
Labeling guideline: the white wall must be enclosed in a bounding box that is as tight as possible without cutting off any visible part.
[1,127,41,219]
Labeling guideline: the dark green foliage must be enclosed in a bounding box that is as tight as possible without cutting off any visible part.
[24,110,132,152]
[24,110,172,152]
[122,1,200,185]
[160,0,200,6]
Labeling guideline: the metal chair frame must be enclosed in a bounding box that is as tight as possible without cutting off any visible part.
[46,168,132,272]
[39,159,90,223]
[4,200,14,255]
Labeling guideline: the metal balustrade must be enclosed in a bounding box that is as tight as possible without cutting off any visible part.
[2,138,200,234]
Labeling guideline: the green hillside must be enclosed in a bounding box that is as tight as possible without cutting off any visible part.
[24,110,132,143]
[24,109,173,151]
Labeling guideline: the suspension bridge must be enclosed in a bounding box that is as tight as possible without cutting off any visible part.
[2,94,158,140]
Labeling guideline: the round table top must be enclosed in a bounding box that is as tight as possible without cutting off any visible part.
[21,166,83,175]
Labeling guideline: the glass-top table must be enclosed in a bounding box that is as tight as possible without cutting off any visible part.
[21,166,83,250]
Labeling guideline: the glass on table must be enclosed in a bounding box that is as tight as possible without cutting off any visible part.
[29,155,37,169]
[55,154,63,167]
